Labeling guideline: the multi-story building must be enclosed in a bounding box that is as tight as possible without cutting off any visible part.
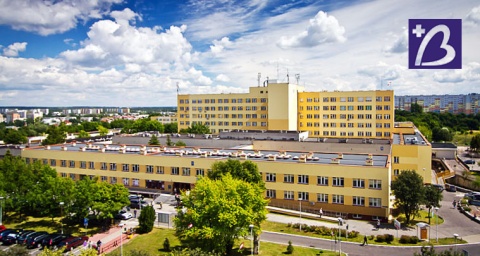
[178,81,394,139]
[395,93,480,114]
[6,111,21,123]
[152,115,178,125]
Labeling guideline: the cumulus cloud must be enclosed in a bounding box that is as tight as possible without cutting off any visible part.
[383,28,408,54]
[433,62,480,83]
[277,11,346,49]
[210,37,233,54]
[215,74,230,82]
[2,42,27,57]
[466,5,480,24]
[188,67,213,86]
[0,0,122,36]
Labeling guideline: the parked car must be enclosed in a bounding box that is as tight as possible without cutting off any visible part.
[15,230,35,244]
[431,184,445,192]
[446,184,457,192]
[26,233,50,249]
[466,192,480,206]
[130,199,148,209]
[2,231,21,245]
[464,159,476,165]
[0,225,6,232]
[57,236,89,251]
[116,210,133,220]
[41,234,69,249]
[0,229,17,241]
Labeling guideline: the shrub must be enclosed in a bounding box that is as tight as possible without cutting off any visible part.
[286,241,294,254]
[348,230,359,238]
[463,206,471,212]
[286,223,292,227]
[384,234,394,243]
[369,235,375,240]
[163,238,171,252]
[400,235,419,244]
[375,234,385,242]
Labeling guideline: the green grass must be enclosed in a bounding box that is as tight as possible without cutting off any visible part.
[107,228,345,256]
[394,210,445,226]
[452,131,479,146]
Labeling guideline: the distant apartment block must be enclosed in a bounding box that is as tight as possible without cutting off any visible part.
[395,94,480,114]
[152,115,177,124]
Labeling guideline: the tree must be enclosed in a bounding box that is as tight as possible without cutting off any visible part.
[471,134,480,153]
[174,175,268,255]
[391,170,425,224]
[423,186,443,224]
[175,140,186,147]
[166,134,173,146]
[97,125,109,136]
[183,123,210,134]
[148,134,160,145]
[42,125,66,145]
[78,130,91,138]
[3,129,28,144]
[411,103,423,114]
[164,122,178,133]
[138,205,156,233]
[432,127,453,142]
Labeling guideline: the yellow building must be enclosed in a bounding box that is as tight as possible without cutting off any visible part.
[177,81,394,139]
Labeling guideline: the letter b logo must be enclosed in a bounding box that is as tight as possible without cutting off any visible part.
[408,19,461,69]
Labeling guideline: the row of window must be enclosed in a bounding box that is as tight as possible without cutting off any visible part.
[179,98,268,104]
[266,190,382,207]
[302,122,391,128]
[314,131,391,137]
[180,105,269,112]
[299,105,392,111]
[181,114,269,119]
[300,96,391,103]
[266,174,382,189]
[180,121,268,127]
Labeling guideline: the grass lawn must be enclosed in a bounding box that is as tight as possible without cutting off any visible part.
[107,228,344,256]
[394,210,445,226]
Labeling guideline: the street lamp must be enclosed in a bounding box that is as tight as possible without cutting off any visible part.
[0,196,4,225]
[338,218,343,256]
[59,202,64,234]
[453,233,459,252]
[435,207,439,243]
[299,198,302,231]
[249,224,254,256]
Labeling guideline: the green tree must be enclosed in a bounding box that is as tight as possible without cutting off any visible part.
[166,134,173,146]
[138,205,156,233]
[470,134,480,153]
[175,140,186,147]
[411,103,423,114]
[3,129,28,144]
[423,186,443,224]
[97,125,109,136]
[208,159,264,186]
[148,134,160,145]
[42,125,67,145]
[174,175,268,255]
[78,130,91,138]
[164,122,178,133]
[184,123,210,134]
[391,170,425,224]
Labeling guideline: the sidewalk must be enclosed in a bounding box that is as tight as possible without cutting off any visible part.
[89,219,139,254]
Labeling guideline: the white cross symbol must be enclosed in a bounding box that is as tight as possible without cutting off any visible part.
[412,24,425,38]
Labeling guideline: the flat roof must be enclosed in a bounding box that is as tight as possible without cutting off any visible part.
[34,143,388,168]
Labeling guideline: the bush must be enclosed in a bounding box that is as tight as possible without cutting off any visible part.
[286,241,294,254]
[384,234,394,243]
[348,230,359,238]
[163,238,171,252]
[138,205,156,233]
[400,235,419,244]
[375,234,385,242]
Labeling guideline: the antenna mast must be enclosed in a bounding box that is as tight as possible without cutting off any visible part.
[258,73,261,87]
[295,74,300,85]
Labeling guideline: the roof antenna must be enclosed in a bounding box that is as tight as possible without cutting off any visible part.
[286,69,289,83]
[295,74,300,85]
[258,73,261,87]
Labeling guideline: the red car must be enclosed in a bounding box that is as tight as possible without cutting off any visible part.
[0,225,6,232]
[57,236,89,251]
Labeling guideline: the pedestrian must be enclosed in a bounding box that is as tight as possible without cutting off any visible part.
[376,219,381,230]
[88,241,92,249]
[362,235,368,246]
[134,209,137,218]
[319,208,323,218]
[453,200,457,209]
[97,240,102,253]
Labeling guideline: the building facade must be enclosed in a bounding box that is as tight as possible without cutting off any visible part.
[178,81,394,139]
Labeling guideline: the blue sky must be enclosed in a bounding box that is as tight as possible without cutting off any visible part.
[0,0,479,107]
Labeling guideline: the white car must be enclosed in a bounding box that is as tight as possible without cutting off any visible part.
[117,210,133,220]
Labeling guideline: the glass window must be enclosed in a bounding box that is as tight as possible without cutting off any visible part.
[317,193,328,203]
[284,174,294,183]
[332,194,344,204]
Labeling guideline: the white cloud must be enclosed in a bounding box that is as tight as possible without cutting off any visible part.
[2,42,27,57]
[433,62,480,83]
[188,67,213,86]
[466,5,480,24]
[383,28,408,54]
[0,0,122,35]
[277,11,346,49]
[210,37,233,54]
[215,74,230,82]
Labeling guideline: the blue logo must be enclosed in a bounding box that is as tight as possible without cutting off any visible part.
[408,19,461,69]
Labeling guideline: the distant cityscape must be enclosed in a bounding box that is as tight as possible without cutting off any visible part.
[395,93,480,114]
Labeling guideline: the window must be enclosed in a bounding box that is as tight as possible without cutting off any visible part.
[317,176,328,186]
[369,179,382,189]
[156,166,164,174]
[110,177,117,184]
[353,179,365,188]
[298,192,309,201]
[266,189,276,198]
[122,164,130,172]
[393,156,399,163]
[69,160,75,168]
[384,96,391,101]
[89,162,95,169]
[348,97,354,102]
[376,96,382,102]
[366,105,372,110]
[332,194,344,204]
[357,106,364,110]
[323,97,329,102]
[101,162,107,170]
[132,178,140,187]
[317,193,328,203]
[182,167,190,176]
[284,174,294,183]
[146,165,154,173]
[332,177,344,187]
[171,167,179,175]
[50,159,56,166]
[196,168,205,176]
[369,198,381,207]
[101,176,107,182]
[70,173,76,180]
[110,163,117,171]
[298,175,309,184]
[80,161,86,169]
[284,191,294,200]
[123,178,130,186]
[266,173,276,182]
[366,97,372,102]
[394,169,399,176]
[353,196,365,206]
[132,164,139,173]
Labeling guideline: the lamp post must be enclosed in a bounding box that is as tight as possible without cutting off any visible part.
[453,233,459,252]
[59,202,64,234]
[299,198,302,231]
[435,207,439,243]
[249,224,254,256]
[338,218,343,256]
[0,196,4,225]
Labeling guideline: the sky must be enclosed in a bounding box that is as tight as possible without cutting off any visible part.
[0,0,479,107]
